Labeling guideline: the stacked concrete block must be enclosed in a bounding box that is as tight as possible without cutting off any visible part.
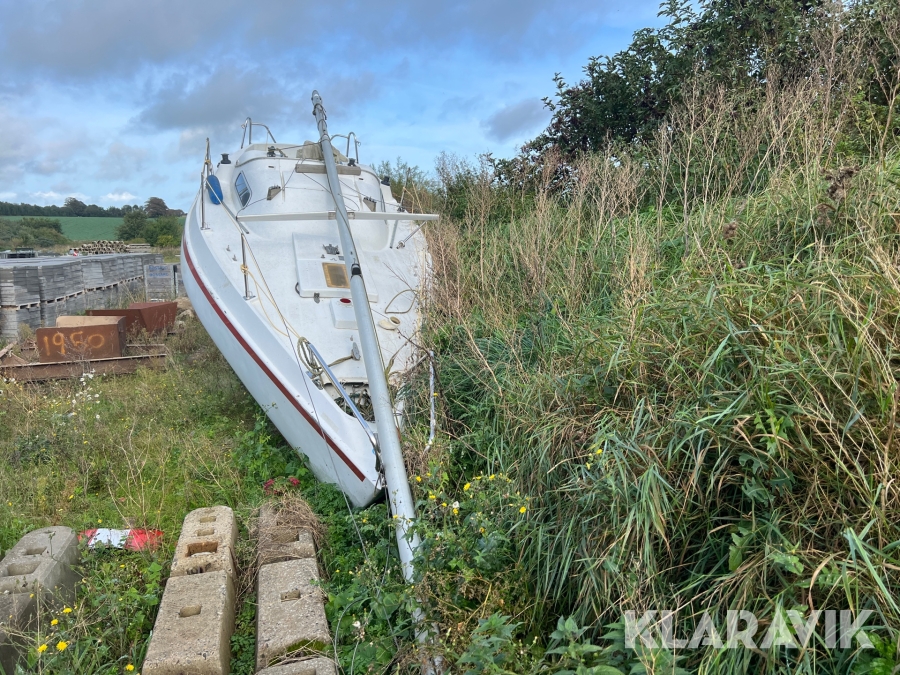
[258,503,317,566]
[142,571,235,675]
[170,506,237,578]
[256,559,330,671]
[143,507,238,675]
[258,657,337,675]
[0,527,80,675]
[255,502,333,672]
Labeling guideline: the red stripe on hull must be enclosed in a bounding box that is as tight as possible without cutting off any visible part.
[182,240,367,481]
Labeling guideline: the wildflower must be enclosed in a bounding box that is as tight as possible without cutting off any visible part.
[441,502,447,507]
[452,501,459,509]
[56,640,68,651]
[95,414,100,420]
[489,474,495,480]
[62,607,72,614]
[415,476,422,482]
[595,448,602,455]
[37,644,48,653]
[428,494,436,500]
[125,665,135,672]
[586,463,592,469]
[120,564,125,568]
[98,519,102,523]
[452,508,459,515]
[463,483,470,491]
[51,619,59,626]
[519,506,527,514]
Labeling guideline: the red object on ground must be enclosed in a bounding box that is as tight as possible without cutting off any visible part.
[36,317,126,362]
[86,301,177,335]
[79,528,163,551]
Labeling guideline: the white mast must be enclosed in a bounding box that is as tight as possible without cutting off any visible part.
[311,90,425,589]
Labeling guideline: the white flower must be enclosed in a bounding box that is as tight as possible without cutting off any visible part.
[452,501,460,509]
[87,373,94,379]
[95,414,100,420]
[352,621,361,629]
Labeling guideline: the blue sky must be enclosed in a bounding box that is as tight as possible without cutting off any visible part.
[0,0,662,211]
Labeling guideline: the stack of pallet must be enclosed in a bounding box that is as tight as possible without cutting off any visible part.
[0,253,164,339]
[0,264,42,339]
[73,240,130,255]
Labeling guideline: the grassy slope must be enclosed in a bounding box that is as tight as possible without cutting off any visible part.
[2,216,123,242]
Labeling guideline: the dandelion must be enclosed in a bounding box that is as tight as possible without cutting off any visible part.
[98,519,102,523]
[37,644,48,653]
[519,506,527,514]
[452,508,459,515]
[595,448,602,455]
[415,476,422,482]
[56,640,68,651]
[586,463,592,469]
[125,665,135,672]
[441,502,447,507]
[51,619,59,626]
[428,494,436,500]
[463,483,470,491]
[62,607,72,614]
[489,474,495,480]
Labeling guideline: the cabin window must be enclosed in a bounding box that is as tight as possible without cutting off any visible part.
[235,172,251,207]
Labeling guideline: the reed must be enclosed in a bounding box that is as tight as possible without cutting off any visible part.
[419,13,900,672]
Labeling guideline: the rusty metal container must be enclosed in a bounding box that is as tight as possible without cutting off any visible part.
[85,301,177,335]
[36,316,126,362]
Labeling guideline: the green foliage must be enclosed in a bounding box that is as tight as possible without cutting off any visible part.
[115,211,183,246]
[0,217,70,249]
[232,413,302,489]
[17,548,164,674]
[531,0,898,159]
[230,594,258,675]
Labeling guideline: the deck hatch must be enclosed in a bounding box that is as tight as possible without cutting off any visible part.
[322,263,349,288]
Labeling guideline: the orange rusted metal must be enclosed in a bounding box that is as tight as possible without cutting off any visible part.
[36,316,126,362]
[86,301,177,335]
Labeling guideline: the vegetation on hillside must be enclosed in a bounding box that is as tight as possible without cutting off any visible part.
[0,217,71,249]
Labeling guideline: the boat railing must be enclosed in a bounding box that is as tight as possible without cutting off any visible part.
[329,132,360,163]
[240,118,277,148]
[304,340,378,451]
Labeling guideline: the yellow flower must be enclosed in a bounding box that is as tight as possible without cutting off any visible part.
[595,448,603,455]
[586,463,592,469]
[452,508,459,515]
[51,619,59,626]
[415,476,422,482]
[125,665,135,672]
[56,641,68,651]
[428,494,436,500]
[519,506,527,514]
[463,483,470,491]
[441,502,447,507]
[62,607,72,614]
[489,474,495,480]
[37,644,48,653]
[98,519,102,523]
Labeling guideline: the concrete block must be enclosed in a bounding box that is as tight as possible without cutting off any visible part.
[170,506,237,579]
[0,557,74,599]
[142,570,235,675]
[256,559,330,671]
[1,526,79,568]
[258,503,316,565]
[0,593,38,675]
[258,657,337,675]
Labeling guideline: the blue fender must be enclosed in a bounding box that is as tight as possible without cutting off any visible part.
[206,174,224,205]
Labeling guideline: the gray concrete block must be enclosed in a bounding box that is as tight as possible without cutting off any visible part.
[0,593,38,675]
[170,506,237,579]
[1,526,79,568]
[142,570,235,675]
[258,657,337,675]
[256,559,330,671]
[0,554,77,603]
[258,503,316,565]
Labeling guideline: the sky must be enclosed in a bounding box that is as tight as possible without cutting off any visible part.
[0,0,662,211]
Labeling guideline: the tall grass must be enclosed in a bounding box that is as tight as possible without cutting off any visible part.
[419,12,900,673]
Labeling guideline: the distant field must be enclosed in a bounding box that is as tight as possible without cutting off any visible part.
[0,215,121,242]
[0,216,186,243]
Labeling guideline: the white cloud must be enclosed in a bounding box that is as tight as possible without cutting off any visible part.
[0,191,16,200]
[482,98,548,142]
[103,192,137,202]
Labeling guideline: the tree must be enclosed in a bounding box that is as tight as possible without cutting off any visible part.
[531,0,829,159]
[116,209,148,241]
[144,197,169,218]
[64,197,87,216]
[142,215,182,246]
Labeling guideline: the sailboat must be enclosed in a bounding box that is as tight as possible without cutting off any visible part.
[181,94,436,510]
